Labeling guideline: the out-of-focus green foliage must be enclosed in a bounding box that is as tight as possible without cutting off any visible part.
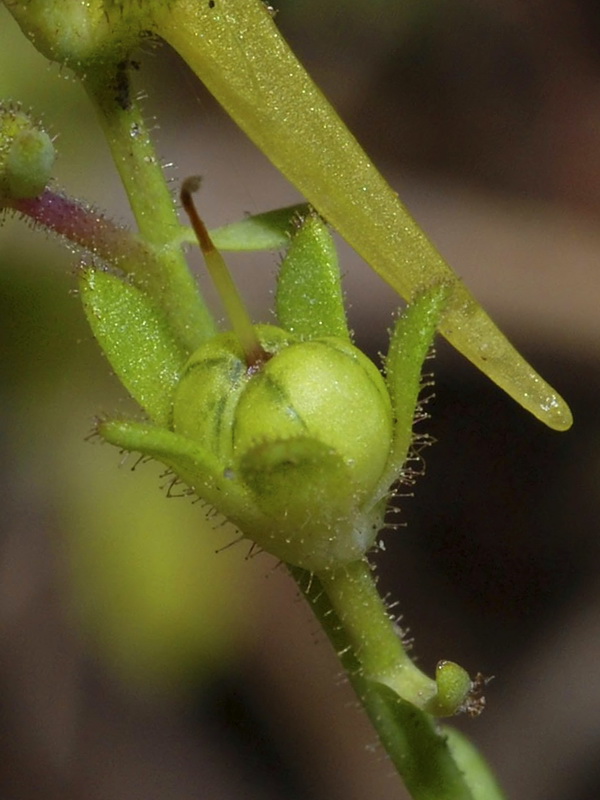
[0,252,257,693]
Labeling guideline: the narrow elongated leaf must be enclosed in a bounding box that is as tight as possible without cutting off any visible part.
[443,727,507,800]
[157,0,571,431]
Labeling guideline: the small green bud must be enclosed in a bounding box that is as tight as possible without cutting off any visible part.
[430,660,473,717]
[0,104,55,198]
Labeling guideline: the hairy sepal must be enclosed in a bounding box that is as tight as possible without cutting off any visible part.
[239,436,377,571]
[276,212,349,340]
[81,269,187,427]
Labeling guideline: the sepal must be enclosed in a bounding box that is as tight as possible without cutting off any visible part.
[98,419,256,524]
[206,204,310,251]
[81,269,187,427]
[373,285,450,502]
[276,212,349,340]
[239,436,369,570]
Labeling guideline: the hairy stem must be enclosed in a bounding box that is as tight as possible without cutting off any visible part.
[316,560,437,706]
[291,562,506,800]
[82,63,215,353]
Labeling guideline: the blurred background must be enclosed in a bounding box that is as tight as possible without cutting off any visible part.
[1,1,600,798]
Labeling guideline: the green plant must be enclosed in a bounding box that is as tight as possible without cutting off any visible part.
[1,2,572,798]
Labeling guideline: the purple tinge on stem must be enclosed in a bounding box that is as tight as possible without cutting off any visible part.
[6,189,145,266]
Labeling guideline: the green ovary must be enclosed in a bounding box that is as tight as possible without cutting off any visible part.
[172,325,293,461]
[172,331,250,462]
[233,338,393,502]
[172,326,393,506]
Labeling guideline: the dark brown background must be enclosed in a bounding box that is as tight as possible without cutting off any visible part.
[1,1,599,798]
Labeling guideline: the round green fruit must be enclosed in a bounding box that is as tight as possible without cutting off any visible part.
[171,324,393,570]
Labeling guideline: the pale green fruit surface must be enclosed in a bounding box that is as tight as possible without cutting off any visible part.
[173,325,393,503]
[172,325,294,462]
[233,337,393,503]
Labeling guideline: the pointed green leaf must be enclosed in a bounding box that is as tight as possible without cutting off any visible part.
[80,270,187,426]
[157,0,571,431]
[276,212,349,340]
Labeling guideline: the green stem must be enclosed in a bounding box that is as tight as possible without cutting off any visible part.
[359,682,477,800]
[444,728,507,800]
[291,562,506,800]
[317,560,437,707]
[81,64,215,354]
